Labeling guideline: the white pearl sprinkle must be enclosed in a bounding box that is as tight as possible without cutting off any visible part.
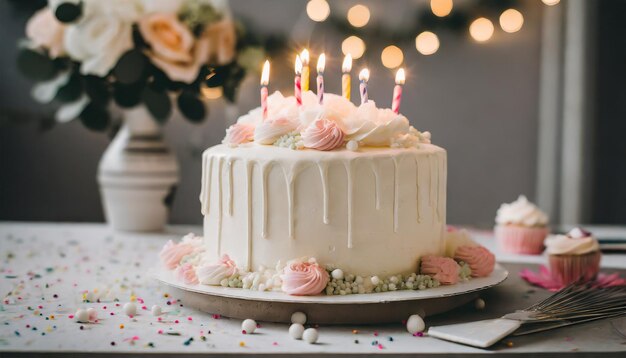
[302,328,319,344]
[291,312,307,325]
[75,309,89,323]
[289,323,305,339]
[86,308,97,321]
[406,314,425,334]
[331,269,344,280]
[151,305,162,316]
[346,140,359,151]
[371,276,380,285]
[123,302,137,317]
[242,319,257,334]
[475,298,486,310]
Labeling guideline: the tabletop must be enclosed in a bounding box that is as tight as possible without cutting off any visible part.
[1,222,625,357]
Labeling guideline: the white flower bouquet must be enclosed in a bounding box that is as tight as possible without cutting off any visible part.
[17,0,274,130]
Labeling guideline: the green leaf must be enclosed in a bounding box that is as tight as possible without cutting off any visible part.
[113,82,143,108]
[54,74,82,102]
[83,75,111,106]
[16,48,56,81]
[54,2,82,23]
[80,103,110,131]
[177,91,206,122]
[113,49,146,85]
[142,86,171,122]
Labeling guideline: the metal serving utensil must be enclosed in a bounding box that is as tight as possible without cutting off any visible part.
[428,282,626,348]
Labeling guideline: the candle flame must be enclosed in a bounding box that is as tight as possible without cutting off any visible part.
[301,49,310,65]
[260,60,270,86]
[359,68,370,82]
[342,54,352,73]
[317,53,326,73]
[295,55,302,75]
[395,68,405,85]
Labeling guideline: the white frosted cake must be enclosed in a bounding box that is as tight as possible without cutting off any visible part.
[160,91,494,296]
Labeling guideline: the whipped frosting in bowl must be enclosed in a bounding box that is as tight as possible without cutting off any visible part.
[495,195,549,227]
[545,228,599,256]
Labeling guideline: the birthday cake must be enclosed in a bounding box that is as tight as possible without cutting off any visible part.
[160,58,495,296]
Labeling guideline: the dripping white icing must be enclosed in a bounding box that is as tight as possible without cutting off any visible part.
[261,162,272,238]
[415,156,420,223]
[245,161,253,271]
[317,162,330,224]
[392,156,401,233]
[201,156,214,215]
[369,161,381,210]
[227,158,234,216]
[216,157,224,255]
[343,161,354,249]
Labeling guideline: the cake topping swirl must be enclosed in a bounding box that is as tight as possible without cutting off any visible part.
[302,118,345,151]
[420,256,460,285]
[196,254,238,285]
[545,228,599,255]
[495,195,549,227]
[281,258,329,296]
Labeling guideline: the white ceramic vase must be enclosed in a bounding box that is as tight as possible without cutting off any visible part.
[97,106,179,232]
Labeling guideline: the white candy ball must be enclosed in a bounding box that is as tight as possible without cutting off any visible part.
[302,328,319,344]
[289,323,305,339]
[331,269,344,280]
[75,309,89,323]
[346,140,359,151]
[151,305,162,316]
[123,302,137,317]
[406,314,426,334]
[371,276,380,285]
[87,308,97,321]
[242,319,257,334]
[291,311,307,325]
[475,298,486,310]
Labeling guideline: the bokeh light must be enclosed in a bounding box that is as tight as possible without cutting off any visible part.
[499,9,524,33]
[430,0,453,17]
[542,0,560,5]
[381,45,404,69]
[415,31,440,55]
[342,36,366,59]
[306,0,330,22]
[469,17,494,43]
[200,85,223,100]
[347,4,370,28]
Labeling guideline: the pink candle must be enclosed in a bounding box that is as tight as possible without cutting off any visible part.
[358,68,370,105]
[260,60,270,120]
[294,55,302,106]
[316,54,326,105]
[392,68,405,114]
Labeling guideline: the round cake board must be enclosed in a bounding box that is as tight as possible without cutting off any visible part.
[154,264,508,325]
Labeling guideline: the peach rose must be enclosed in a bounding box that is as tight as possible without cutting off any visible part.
[205,19,236,65]
[26,8,65,58]
[139,13,210,83]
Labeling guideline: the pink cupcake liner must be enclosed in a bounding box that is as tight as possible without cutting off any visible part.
[549,251,601,286]
[495,225,549,255]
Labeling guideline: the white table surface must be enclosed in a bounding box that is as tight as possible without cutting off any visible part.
[1,222,625,356]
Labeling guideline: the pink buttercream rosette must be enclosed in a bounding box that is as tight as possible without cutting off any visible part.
[302,118,345,151]
[176,263,199,285]
[495,225,549,255]
[223,123,255,145]
[454,245,496,277]
[281,260,329,295]
[159,235,201,269]
[420,256,460,285]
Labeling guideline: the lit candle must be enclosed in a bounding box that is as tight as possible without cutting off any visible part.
[359,68,370,105]
[260,60,270,120]
[294,55,302,106]
[301,49,310,92]
[316,53,326,105]
[392,68,405,114]
[342,54,352,100]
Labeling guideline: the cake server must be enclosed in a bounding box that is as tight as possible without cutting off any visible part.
[428,282,626,348]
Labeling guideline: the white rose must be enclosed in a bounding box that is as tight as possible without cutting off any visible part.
[141,0,184,14]
[63,14,133,76]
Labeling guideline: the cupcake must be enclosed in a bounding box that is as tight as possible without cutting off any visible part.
[545,227,601,285]
[494,195,549,254]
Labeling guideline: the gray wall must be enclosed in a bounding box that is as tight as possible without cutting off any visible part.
[0,0,543,227]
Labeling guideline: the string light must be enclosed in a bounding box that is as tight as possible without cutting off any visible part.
[342,36,366,59]
[541,0,560,5]
[415,31,440,55]
[430,0,453,17]
[469,17,494,43]
[306,0,330,22]
[499,9,524,33]
[347,4,370,28]
[381,45,404,69]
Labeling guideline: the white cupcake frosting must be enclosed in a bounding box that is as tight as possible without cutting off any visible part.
[545,228,599,255]
[495,195,549,227]
[225,90,429,149]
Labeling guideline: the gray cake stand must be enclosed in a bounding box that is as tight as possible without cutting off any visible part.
[154,264,508,325]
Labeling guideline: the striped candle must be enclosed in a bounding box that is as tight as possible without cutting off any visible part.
[317,53,325,105]
[342,54,352,100]
[294,55,302,106]
[260,60,270,120]
[392,68,405,114]
[358,68,370,105]
[301,49,310,92]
